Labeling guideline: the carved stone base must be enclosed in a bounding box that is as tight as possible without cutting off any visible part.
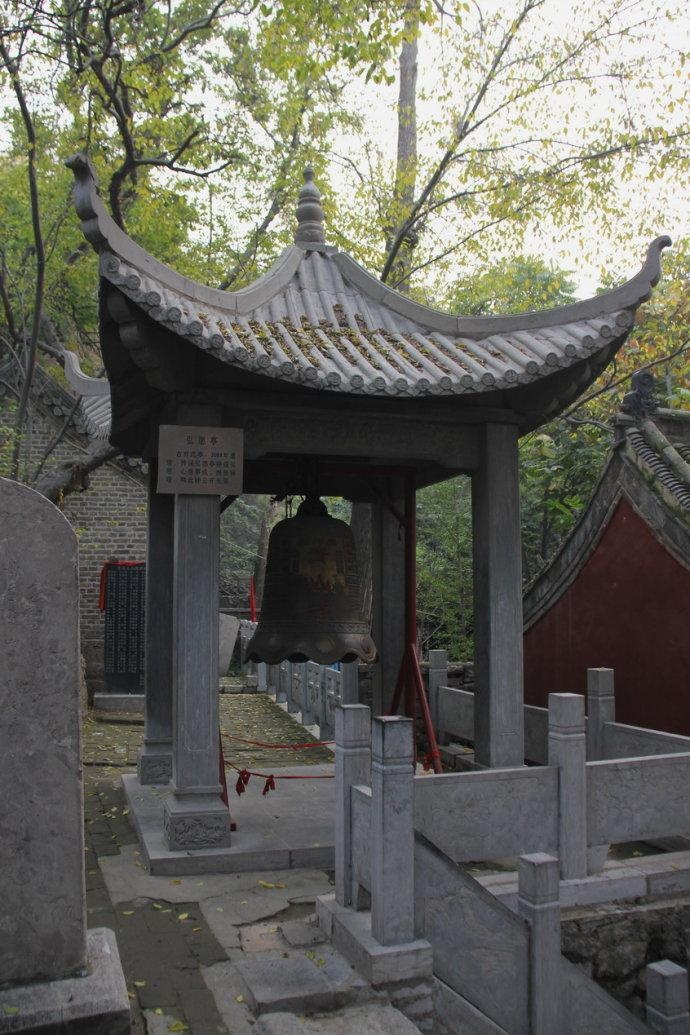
[138,742,173,785]
[163,793,232,850]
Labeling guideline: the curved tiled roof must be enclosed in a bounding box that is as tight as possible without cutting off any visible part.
[523,398,690,629]
[67,153,670,404]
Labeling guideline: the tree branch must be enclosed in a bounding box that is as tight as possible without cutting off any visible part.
[0,36,47,480]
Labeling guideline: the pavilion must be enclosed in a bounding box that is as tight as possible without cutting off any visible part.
[66,152,669,853]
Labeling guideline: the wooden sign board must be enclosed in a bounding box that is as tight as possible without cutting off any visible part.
[157,425,243,495]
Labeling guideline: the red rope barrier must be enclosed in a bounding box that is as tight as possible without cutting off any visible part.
[224,760,334,797]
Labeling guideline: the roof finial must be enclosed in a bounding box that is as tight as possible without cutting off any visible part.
[294,166,325,245]
[621,369,659,420]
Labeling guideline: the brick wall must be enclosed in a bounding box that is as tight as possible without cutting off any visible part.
[1,394,148,693]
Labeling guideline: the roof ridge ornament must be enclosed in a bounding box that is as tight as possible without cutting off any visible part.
[621,369,659,420]
[294,166,325,246]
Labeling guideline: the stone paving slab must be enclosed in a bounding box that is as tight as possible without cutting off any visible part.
[123,765,335,875]
[254,1003,422,1034]
[83,693,334,773]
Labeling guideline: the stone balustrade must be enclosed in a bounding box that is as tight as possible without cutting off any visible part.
[330,700,689,1034]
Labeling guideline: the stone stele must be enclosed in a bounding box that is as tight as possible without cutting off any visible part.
[0,477,129,1033]
[219,613,240,677]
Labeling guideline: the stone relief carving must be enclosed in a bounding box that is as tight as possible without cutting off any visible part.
[164,812,229,849]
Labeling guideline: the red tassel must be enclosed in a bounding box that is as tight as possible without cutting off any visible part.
[235,769,251,796]
[262,775,276,797]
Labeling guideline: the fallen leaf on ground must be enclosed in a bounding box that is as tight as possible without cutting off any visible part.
[235,994,244,1003]
[177,913,189,921]
[152,904,163,910]
[168,1023,189,1032]
[154,1008,163,1015]
[134,981,146,988]
[192,927,202,933]
[170,879,182,886]
[121,911,134,916]
[2,1006,19,1016]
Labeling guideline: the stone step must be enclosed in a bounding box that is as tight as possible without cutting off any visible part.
[235,942,377,1017]
[254,1002,422,1034]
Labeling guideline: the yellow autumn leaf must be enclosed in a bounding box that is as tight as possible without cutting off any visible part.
[152,903,163,910]
[192,927,202,932]
[170,879,182,886]
[235,994,244,1003]
[121,911,134,916]
[154,1008,164,1015]
[168,1023,189,1032]
[177,912,189,921]
[134,981,146,988]
[2,1006,19,1016]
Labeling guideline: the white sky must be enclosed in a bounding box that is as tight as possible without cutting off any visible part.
[325,0,690,296]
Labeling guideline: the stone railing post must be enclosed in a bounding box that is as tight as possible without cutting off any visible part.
[287,662,300,714]
[341,661,359,704]
[257,661,267,693]
[335,705,371,909]
[371,716,415,945]
[267,663,279,697]
[548,693,587,880]
[586,667,615,761]
[646,960,690,1034]
[299,661,312,725]
[275,661,287,703]
[518,853,562,1035]
[427,649,448,737]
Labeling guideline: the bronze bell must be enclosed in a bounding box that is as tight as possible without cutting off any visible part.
[246,496,377,665]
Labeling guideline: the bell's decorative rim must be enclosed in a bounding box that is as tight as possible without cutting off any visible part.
[246,631,377,666]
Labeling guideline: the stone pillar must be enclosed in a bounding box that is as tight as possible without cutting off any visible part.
[428,649,448,736]
[257,662,268,692]
[335,705,371,908]
[371,716,415,945]
[518,853,562,1035]
[341,661,359,704]
[472,423,524,768]
[164,407,231,850]
[139,461,174,784]
[646,960,690,1034]
[548,693,587,879]
[0,478,129,1029]
[370,498,405,717]
[586,667,615,761]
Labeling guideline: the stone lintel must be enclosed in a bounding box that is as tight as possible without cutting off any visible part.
[0,928,129,1035]
[163,793,232,851]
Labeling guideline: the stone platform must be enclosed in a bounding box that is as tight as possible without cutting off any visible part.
[93,691,145,713]
[123,764,335,875]
[0,928,130,1034]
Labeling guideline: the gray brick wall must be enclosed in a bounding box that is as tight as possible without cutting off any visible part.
[1,396,148,693]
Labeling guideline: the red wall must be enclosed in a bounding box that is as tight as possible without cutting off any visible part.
[524,498,690,735]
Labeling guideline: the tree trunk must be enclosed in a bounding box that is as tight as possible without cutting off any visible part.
[385,1,419,293]
[253,497,279,607]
